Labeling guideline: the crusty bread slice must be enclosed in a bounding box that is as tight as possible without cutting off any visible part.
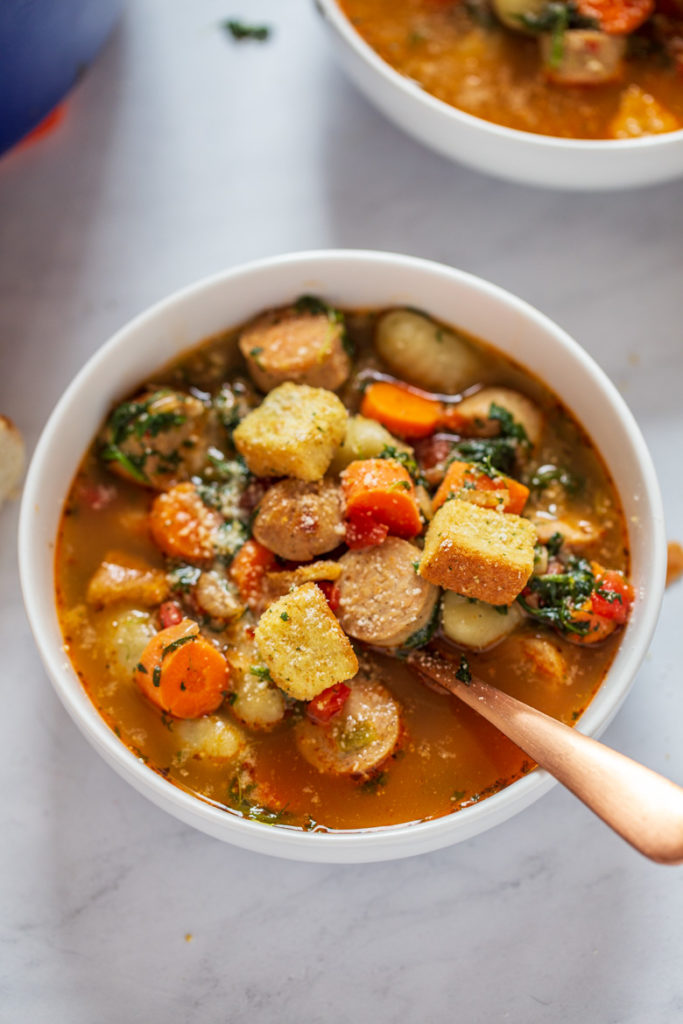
[0,416,25,507]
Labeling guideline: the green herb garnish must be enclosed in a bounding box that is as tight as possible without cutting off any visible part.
[455,655,472,685]
[379,445,423,484]
[250,665,272,681]
[518,556,595,635]
[223,20,270,41]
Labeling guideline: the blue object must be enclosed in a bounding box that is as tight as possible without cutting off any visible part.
[0,0,123,155]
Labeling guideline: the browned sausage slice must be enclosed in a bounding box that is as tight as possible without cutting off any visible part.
[295,674,401,777]
[239,305,350,393]
[336,537,439,648]
[252,478,345,562]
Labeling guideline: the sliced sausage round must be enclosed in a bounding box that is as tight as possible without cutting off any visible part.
[295,674,401,777]
[239,305,350,393]
[336,537,439,648]
[252,478,345,562]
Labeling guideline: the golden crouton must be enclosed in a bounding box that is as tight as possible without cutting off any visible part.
[233,382,347,481]
[254,582,358,701]
[419,500,536,605]
[86,551,169,607]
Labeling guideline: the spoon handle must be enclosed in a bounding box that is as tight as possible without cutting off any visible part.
[408,651,683,865]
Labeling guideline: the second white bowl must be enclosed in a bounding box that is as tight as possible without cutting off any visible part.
[315,0,683,191]
[19,250,666,861]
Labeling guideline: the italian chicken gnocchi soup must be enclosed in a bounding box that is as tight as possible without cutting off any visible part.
[56,298,633,831]
[339,0,683,139]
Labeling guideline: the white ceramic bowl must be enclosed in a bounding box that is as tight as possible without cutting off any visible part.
[315,0,683,191]
[20,250,666,862]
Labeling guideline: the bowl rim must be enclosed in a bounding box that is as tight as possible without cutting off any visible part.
[19,248,667,862]
[315,0,683,150]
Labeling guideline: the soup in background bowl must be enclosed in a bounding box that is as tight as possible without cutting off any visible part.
[19,251,666,862]
[338,0,683,140]
[316,0,683,189]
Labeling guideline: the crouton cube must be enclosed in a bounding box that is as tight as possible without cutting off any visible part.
[254,582,358,700]
[86,551,170,607]
[419,500,536,605]
[233,382,347,481]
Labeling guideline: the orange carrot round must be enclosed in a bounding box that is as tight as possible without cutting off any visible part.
[567,606,618,645]
[149,482,221,561]
[432,460,529,515]
[229,538,277,609]
[135,619,229,718]
[360,381,442,439]
[341,458,422,537]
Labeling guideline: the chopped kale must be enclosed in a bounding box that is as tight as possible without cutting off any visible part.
[518,1,598,69]
[360,771,389,793]
[223,20,270,41]
[518,556,595,635]
[455,655,472,685]
[399,598,440,652]
[545,531,564,558]
[100,444,148,483]
[294,295,333,317]
[293,294,352,357]
[451,436,518,475]
[488,403,530,446]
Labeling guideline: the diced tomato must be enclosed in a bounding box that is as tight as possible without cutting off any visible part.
[78,482,117,511]
[317,580,341,613]
[345,512,390,549]
[159,600,184,628]
[590,571,634,624]
[307,683,351,724]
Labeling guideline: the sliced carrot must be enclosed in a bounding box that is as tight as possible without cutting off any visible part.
[341,459,422,538]
[360,381,442,439]
[229,538,277,610]
[134,619,229,718]
[149,482,221,561]
[432,460,529,515]
[567,606,618,645]
[576,0,653,33]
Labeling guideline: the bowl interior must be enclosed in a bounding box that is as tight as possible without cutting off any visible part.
[19,250,667,861]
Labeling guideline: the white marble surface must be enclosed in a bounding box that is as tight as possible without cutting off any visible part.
[1,0,682,1019]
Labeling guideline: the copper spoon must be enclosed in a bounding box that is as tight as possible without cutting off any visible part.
[407,650,683,865]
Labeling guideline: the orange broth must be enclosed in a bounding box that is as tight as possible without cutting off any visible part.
[339,0,683,139]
